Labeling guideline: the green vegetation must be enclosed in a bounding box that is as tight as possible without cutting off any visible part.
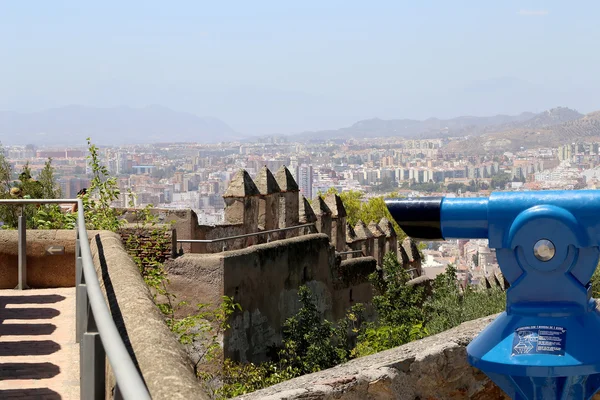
[212,253,506,398]
[0,144,68,229]
[491,172,512,189]
[210,287,365,399]
[319,188,406,241]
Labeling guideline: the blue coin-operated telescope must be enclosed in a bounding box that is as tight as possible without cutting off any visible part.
[386,191,600,400]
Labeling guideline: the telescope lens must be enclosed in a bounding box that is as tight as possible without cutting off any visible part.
[533,239,555,262]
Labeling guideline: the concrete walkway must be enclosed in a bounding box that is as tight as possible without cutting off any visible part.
[0,287,79,400]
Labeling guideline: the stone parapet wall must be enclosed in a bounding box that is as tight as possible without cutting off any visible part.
[165,233,378,364]
[119,223,175,268]
[233,314,508,400]
[90,231,208,400]
[186,167,417,272]
[0,230,83,288]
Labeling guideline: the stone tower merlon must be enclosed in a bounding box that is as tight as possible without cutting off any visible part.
[299,195,318,235]
[312,196,332,239]
[401,237,422,277]
[354,220,374,259]
[254,166,281,231]
[368,221,386,266]
[275,166,299,234]
[324,193,347,252]
[345,222,362,257]
[299,195,317,224]
[378,217,398,257]
[223,169,260,236]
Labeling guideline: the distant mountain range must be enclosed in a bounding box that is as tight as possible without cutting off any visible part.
[0,105,239,146]
[2,104,598,151]
[292,107,585,142]
[290,106,600,153]
[444,107,600,154]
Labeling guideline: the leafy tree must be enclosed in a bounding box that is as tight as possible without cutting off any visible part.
[280,286,349,374]
[82,137,123,231]
[321,189,406,241]
[38,158,61,199]
[352,252,428,357]
[409,181,442,192]
[423,265,505,335]
[447,182,466,193]
[491,173,511,189]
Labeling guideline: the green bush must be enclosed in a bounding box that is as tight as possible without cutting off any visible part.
[423,265,505,335]
[213,286,364,398]
[352,254,506,358]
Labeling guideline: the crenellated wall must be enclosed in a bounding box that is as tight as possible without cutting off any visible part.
[164,233,378,363]
[184,166,420,273]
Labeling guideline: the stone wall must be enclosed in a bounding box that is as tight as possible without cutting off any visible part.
[164,233,378,363]
[117,208,198,253]
[194,224,247,253]
[179,167,415,273]
[90,231,208,400]
[119,223,175,269]
[0,230,81,288]
[232,314,508,400]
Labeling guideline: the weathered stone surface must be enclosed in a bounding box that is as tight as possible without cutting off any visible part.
[324,194,347,251]
[324,193,347,218]
[299,195,317,224]
[378,217,398,257]
[378,217,396,238]
[275,166,299,192]
[354,221,374,259]
[313,196,332,217]
[255,166,281,195]
[0,230,81,288]
[400,238,422,276]
[117,207,199,253]
[276,167,300,232]
[224,169,260,198]
[233,314,509,400]
[90,232,208,400]
[368,222,386,266]
[368,222,385,238]
[333,257,377,289]
[354,221,374,240]
[346,223,357,243]
[313,197,333,239]
[165,234,375,363]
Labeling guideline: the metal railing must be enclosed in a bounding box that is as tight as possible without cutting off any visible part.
[0,199,151,400]
[176,223,316,252]
[337,250,365,257]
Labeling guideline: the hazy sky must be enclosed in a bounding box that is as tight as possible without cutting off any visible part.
[2,1,600,135]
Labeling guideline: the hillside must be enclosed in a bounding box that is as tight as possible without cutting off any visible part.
[444,108,600,154]
[0,105,240,146]
[293,112,539,142]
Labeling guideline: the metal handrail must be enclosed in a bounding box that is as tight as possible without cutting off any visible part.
[337,250,365,256]
[176,223,316,244]
[76,198,151,400]
[0,198,151,399]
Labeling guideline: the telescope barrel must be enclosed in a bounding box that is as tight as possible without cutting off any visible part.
[385,197,489,240]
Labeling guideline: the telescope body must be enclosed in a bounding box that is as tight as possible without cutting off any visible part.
[386,190,600,400]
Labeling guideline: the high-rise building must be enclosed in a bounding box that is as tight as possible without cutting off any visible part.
[296,164,313,199]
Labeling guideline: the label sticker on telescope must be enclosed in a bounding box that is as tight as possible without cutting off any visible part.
[511,326,566,356]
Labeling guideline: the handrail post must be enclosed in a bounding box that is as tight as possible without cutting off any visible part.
[16,210,28,290]
[171,228,177,259]
[81,305,106,400]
